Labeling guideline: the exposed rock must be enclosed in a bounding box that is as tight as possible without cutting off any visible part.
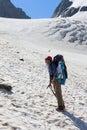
[19,58,24,61]
[0,84,12,91]
[80,6,87,11]
[0,0,30,19]
[52,0,87,18]
[62,7,79,17]
[52,0,73,17]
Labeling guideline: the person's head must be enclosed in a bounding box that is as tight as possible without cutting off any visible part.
[45,56,52,64]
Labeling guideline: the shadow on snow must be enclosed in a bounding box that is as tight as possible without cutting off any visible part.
[62,111,87,130]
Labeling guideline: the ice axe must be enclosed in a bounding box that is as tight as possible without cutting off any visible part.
[47,84,56,97]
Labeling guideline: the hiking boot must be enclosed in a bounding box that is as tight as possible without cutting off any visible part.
[56,105,65,111]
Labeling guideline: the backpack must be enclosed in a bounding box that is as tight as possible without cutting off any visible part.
[53,54,68,84]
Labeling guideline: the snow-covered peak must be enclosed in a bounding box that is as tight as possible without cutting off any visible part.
[70,0,87,7]
[52,0,87,18]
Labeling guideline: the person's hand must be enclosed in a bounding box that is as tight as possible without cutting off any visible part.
[47,83,51,88]
[51,77,56,84]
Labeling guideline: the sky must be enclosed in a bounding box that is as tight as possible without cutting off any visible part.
[11,0,61,19]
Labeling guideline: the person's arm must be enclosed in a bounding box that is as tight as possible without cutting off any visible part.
[51,63,58,83]
[52,63,58,78]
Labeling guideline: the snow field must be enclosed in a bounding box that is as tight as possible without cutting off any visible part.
[0,17,87,130]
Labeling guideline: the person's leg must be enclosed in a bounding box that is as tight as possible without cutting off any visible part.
[53,80,65,109]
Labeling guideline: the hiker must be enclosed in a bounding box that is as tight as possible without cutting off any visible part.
[45,56,65,111]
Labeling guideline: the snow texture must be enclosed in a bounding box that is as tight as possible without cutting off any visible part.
[70,0,87,8]
[46,17,87,47]
[0,15,87,130]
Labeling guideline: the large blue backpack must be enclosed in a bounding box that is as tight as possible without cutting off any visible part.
[53,54,68,84]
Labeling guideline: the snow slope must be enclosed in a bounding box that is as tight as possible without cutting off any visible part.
[70,0,87,7]
[0,17,87,130]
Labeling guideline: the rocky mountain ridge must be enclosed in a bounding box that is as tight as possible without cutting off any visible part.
[52,0,87,17]
[0,0,30,19]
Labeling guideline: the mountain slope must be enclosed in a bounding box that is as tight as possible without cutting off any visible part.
[52,0,87,17]
[0,0,30,19]
[0,15,87,51]
[0,17,87,130]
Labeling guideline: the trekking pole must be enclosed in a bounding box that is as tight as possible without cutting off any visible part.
[47,84,56,97]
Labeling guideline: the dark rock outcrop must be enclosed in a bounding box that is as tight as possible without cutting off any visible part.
[52,0,72,17]
[0,83,12,91]
[0,0,30,19]
[80,6,87,11]
[52,0,87,18]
